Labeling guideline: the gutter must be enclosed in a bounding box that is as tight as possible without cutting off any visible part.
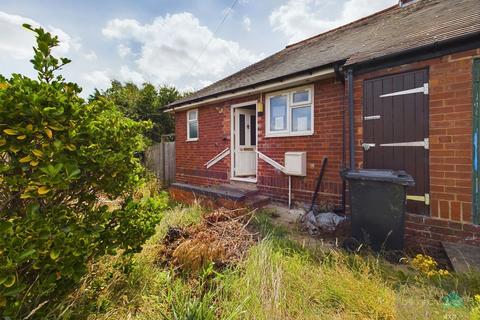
[165,66,336,113]
[347,69,355,170]
[348,31,480,74]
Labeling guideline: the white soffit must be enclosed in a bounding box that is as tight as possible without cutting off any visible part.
[166,67,335,113]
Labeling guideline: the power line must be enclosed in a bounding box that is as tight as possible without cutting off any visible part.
[187,0,239,77]
[213,0,239,36]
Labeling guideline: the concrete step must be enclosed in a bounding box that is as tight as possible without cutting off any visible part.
[172,182,246,201]
[443,241,480,273]
[217,182,258,197]
[246,195,271,209]
[171,182,267,210]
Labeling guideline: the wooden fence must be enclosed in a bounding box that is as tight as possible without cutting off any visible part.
[144,141,176,187]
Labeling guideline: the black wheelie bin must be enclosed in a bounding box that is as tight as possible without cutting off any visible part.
[342,169,415,251]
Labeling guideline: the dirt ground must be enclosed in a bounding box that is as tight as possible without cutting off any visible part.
[262,204,342,250]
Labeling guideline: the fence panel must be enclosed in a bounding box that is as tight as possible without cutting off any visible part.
[163,141,176,186]
[145,142,175,186]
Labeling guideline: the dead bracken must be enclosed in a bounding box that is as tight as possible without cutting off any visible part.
[158,208,258,272]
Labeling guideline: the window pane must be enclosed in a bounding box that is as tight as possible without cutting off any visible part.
[239,114,245,146]
[188,110,197,120]
[188,121,198,139]
[270,95,287,131]
[250,115,256,146]
[291,106,312,132]
[293,90,309,103]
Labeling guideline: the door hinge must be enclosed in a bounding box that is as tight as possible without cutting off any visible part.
[407,193,430,205]
[380,138,429,150]
[380,83,429,97]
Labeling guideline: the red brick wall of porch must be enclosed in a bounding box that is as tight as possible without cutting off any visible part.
[256,77,345,207]
[175,94,259,186]
[175,77,346,208]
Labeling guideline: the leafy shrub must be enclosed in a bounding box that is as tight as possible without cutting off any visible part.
[0,25,166,318]
[91,81,182,142]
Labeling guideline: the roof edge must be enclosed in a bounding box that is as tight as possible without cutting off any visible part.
[165,66,337,112]
[166,62,342,110]
[348,30,480,72]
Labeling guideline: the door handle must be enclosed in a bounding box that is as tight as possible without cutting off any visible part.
[362,143,375,151]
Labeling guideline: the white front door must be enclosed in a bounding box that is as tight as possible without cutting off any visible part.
[234,108,257,177]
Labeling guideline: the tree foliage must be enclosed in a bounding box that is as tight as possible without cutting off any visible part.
[0,25,168,318]
[91,81,182,142]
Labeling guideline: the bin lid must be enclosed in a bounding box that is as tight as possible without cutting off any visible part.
[341,169,415,186]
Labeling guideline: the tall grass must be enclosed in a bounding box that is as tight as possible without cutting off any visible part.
[56,203,204,319]
[61,204,478,320]
[219,241,396,320]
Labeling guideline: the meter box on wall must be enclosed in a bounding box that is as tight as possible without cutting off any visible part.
[284,152,306,176]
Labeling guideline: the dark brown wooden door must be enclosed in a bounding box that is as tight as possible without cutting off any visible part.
[363,69,429,215]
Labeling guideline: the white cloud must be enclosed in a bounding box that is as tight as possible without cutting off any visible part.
[47,25,81,54]
[82,70,111,89]
[119,65,145,84]
[270,0,397,43]
[117,43,132,58]
[102,12,260,89]
[0,11,37,59]
[0,11,80,60]
[242,16,251,32]
[83,50,97,61]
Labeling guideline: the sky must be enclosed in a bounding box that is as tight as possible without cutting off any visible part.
[0,0,397,97]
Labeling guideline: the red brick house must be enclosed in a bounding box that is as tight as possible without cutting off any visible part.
[166,0,480,252]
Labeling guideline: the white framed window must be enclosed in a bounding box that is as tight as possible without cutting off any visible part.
[187,109,198,141]
[265,85,314,137]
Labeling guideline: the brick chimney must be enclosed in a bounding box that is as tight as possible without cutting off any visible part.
[399,0,418,7]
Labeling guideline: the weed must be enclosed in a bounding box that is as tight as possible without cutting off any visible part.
[220,241,396,320]
[58,204,480,320]
[410,254,450,277]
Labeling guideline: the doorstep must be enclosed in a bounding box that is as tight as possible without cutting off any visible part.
[169,182,270,210]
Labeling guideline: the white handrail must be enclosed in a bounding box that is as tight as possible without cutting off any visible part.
[256,151,286,173]
[257,151,296,208]
[205,148,230,169]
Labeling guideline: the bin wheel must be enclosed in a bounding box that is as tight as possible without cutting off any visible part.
[342,237,362,253]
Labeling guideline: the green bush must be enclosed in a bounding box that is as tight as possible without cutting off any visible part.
[92,81,181,142]
[0,25,167,318]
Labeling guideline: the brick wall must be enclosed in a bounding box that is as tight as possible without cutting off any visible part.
[174,48,480,251]
[175,79,346,207]
[353,48,480,251]
[175,95,259,186]
[175,102,229,186]
[257,77,345,207]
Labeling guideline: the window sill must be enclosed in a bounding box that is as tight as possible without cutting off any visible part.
[186,138,199,142]
[265,131,314,138]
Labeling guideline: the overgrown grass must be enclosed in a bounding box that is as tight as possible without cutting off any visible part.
[55,202,204,319]
[61,204,480,320]
[219,241,396,320]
